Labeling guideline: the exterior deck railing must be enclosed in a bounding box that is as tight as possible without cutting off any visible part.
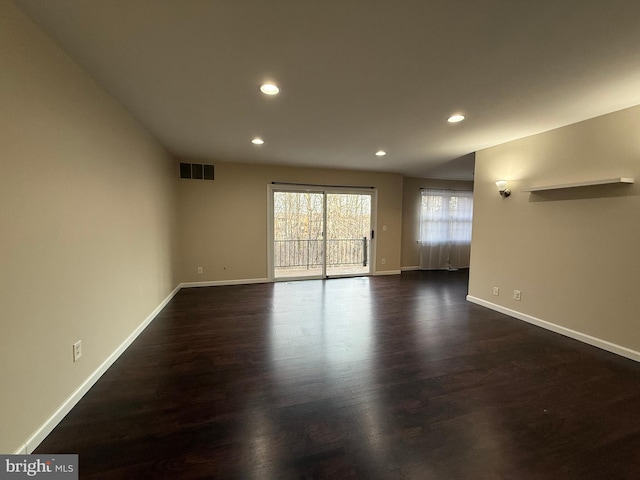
[274,238,369,269]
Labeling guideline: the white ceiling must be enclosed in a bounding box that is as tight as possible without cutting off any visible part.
[15,0,640,180]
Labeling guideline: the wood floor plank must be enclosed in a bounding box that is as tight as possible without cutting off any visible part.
[35,270,640,479]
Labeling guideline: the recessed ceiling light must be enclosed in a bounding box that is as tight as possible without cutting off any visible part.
[260,83,279,95]
[447,114,465,123]
[251,138,264,145]
[375,150,387,156]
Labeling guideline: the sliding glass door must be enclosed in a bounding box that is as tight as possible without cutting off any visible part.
[273,191,324,279]
[325,193,371,277]
[270,187,375,280]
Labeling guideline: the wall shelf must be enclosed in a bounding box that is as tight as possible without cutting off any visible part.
[524,177,634,192]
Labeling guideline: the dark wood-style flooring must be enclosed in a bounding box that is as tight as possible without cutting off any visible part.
[36,271,640,479]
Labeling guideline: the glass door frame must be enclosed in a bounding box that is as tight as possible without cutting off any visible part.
[267,184,378,282]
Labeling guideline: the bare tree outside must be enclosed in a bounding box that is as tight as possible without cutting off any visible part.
[273,191,372,278]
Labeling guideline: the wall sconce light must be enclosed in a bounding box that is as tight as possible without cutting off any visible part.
[496,180,511,198]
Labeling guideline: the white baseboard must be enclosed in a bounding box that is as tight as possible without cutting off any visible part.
[466,295,640,363]
[179,278,270,288]
[19,284,182,454]
[13,444,27,455]
[374,270,402,276]
[401,266,420,271]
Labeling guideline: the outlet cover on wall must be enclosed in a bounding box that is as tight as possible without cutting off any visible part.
[493,287,499,296]
[514,290,522,301]
[73,340,82,362]
[197,267,203,274]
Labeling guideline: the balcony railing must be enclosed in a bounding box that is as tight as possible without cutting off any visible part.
[274,238,369,269]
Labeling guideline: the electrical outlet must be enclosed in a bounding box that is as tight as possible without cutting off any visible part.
[197,267,203,274]
[493,287,499,296]
[73,340,82,362]
[514,290,522,301]
[381,258,386,265]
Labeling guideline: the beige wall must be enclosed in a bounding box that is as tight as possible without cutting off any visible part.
[0,1,179,453]
[469,104,640,354]
[401,177,475,268]
[177,161,403,282]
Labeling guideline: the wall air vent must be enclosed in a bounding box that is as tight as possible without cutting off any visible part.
[179,162,214,180]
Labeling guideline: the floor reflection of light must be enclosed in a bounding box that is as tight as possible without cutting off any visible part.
[240,405,276,478]
[322,278,374,372]
[267,278,387,464]
[358,392,387,459]
[268,278,375,384]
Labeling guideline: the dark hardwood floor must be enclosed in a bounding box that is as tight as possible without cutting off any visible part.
[36,271,640,479]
